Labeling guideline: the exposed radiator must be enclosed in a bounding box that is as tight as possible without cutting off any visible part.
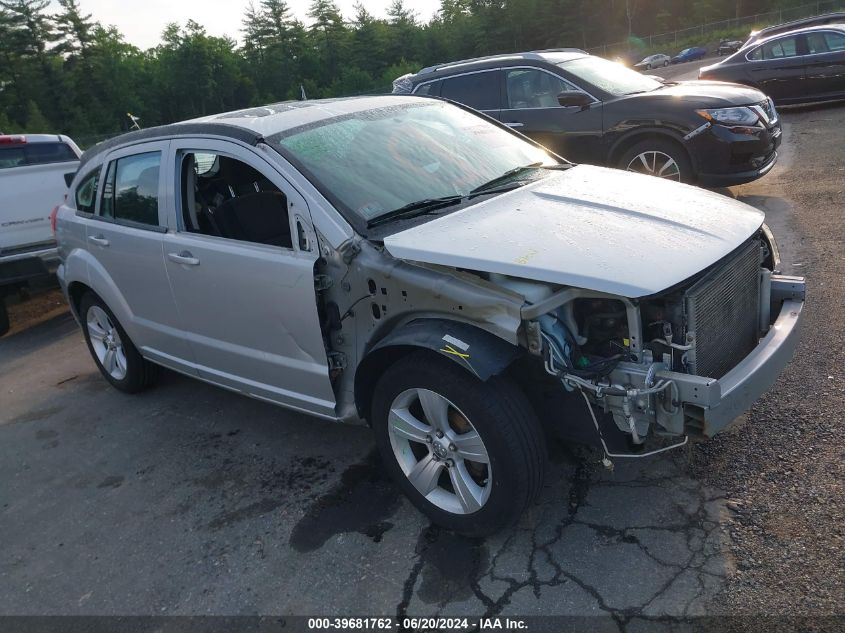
[685,239,762,379]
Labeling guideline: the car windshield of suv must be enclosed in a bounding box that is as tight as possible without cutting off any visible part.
[558,56,663,96]
[272,101,554,226]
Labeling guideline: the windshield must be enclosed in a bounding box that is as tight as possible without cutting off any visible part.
[271,101,554,226]
[558,56,663,96]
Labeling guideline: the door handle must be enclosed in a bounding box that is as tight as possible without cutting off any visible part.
[88,234,110,247]
[167,251,200,266]
[504,122,524,128]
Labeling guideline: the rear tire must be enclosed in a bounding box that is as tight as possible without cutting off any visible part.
[372,351,546,536]
[79,292,157,393]
[618,137,693,183]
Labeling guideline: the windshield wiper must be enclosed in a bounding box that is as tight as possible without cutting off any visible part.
[469,162,569,197]
[366,195,464,228]
[469,163,543,196]
[367,163,571,228]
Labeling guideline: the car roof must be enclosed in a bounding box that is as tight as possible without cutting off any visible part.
[752,12,845,39]
[407,49,588,81]
[751,22,845,45]
[77,95,426,168]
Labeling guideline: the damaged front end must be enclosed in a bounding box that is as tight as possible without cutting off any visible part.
[522,232,805,456]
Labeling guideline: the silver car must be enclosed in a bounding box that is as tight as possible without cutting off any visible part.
[633,53,671,70]
[56,95,804,535]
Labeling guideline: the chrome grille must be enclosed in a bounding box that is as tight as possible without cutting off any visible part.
[685,240,762,379]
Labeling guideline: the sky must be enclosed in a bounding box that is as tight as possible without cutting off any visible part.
[61,0,442,50]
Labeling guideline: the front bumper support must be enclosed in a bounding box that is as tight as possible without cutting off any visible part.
[657,298,803,437]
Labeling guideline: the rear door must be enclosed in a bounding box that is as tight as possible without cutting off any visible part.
[79,140,194,370]
[747,34,808,101]
[803,30,845,99]
[161,138,336,417]
[0,140,78,252]
[498,67,603,164]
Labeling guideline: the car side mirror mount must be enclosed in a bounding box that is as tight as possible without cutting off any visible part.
[557,91,593,108]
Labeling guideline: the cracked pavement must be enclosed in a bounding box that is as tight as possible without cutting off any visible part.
[0,346,732,620]
[1,101,839,623]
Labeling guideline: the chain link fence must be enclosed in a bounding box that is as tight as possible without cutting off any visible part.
[587,0,845,58]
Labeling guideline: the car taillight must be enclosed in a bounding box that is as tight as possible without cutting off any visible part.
[50,205,59,235]
[0,134,26,145]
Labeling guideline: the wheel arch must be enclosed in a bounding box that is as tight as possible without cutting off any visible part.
[354,318,523,423]
[67,280,94,320]
[608,127,698,174]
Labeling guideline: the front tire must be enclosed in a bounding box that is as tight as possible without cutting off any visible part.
[372,352,546,536]
[619,137,693,183]
[79,292,157,393]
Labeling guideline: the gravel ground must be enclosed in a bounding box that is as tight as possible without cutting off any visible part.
[3,285,66,336]
[692,101,845,616]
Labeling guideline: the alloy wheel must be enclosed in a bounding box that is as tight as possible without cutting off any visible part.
[387,388,491,515]
[86,305,128,380]
[626,150,682,180]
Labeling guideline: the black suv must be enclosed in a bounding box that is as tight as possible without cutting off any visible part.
[393,50,782,187]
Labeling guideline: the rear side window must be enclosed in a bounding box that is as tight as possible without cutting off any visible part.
[762,36,799,59]
[441,71,501,111]
[0,142,76,169]
[100,152,161,227]
[75,168,100,213]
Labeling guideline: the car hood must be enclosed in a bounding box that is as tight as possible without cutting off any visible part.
[630,80,765,106]
[382,166,764,298]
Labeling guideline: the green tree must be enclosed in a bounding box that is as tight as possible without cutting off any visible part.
[54,0,95,55]
[23,99,49,131]
[308,0,347,81]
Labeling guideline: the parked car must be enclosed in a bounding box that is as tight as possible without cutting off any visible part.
[672,47,707,63]
[56,95,805,535]
[634,53,671,70]
[700,24,845,105]
[744,11,845,47]
[392,50,782,186]
[718,39,744,55]
[0,133,81,335]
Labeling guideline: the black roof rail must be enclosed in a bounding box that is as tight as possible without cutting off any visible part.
[417,48,587,75]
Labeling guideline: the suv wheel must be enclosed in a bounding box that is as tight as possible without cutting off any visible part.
[619,138,692,183]
[79,292,157,393]
[372,352,546,536]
